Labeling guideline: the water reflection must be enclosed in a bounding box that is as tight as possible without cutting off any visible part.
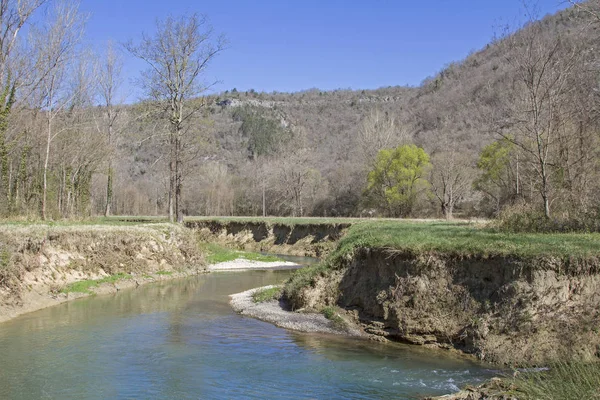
[0,268,492,400]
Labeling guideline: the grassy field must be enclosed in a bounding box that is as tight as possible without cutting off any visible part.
[185,215,362,226]
[0,216,169,226]
[284,220,600,303]
[329,220,600,261]
[3,216,597,260]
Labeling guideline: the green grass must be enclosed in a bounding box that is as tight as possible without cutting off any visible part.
[509,362,600,399]
[284,220,600,306]
[321,306,346,329]
[321,306,336,319]
[330,220,600,261]
[199,242,283,264]
[185,215,362,227]
[252,286,282,303]
[61,273,132,294]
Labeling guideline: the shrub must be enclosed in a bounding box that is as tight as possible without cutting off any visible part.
[252,286,281,303]
[496,204,600,233]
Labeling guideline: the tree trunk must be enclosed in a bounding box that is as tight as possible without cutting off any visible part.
[168,131,175,222]
[540,161,551,219]
[262,180,266,217]
[104,122,113,217]
[42,115,51,221]
[105,161,113,217]
[175,133,183,223]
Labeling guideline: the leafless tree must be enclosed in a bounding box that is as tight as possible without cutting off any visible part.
[568,0,600,23]
[430,149,474,219]
[32,0,86,220]
[98,41,122,216]
[493,19,580,218]
[0,0,48,208]
[357,108,409,166]
[126,14,226,222]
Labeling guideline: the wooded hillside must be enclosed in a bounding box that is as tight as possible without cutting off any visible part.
[1,1,599,223]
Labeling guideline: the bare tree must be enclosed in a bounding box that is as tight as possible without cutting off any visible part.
[32,0,86,220]
[493,19,580,218]
[357,109,408,166]
[0,0,48,208]
[98,41,122,217]
[126,14,226,222]
[568,0,600,23]
[430,149,474,219]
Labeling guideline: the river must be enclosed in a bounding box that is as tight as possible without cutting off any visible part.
[0,266,495,399]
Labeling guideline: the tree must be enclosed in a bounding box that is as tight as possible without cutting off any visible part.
[126,14,225,223]
[234,106,289,216]
[430,149,474,219]
[474,138,520,214]
[493,18,581,218]
[0,0,48,211]
[33,0,86,220]
[357,109,408,166]
[568,1,600,23]
[366,144,431,217]
[98,41,122,217]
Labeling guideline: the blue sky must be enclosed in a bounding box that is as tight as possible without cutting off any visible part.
[79,0,568,100]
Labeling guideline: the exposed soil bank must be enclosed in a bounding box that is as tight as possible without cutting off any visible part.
[186,220,350,257]
[289,247,600,366]
[230,285,364,336]
[0,224,204,323]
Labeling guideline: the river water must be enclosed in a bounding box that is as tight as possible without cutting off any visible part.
[0,267,495,399]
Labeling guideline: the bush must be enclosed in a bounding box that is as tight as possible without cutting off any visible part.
[321,306,346,330]
[252,286,281,303]
[496,204,600,233]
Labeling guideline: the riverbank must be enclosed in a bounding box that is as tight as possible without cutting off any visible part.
[0,223,204,323]
[186,217,352,257]
[283,220,600,366]
[0,269,201,323]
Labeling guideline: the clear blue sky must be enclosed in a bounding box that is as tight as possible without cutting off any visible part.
[79,0,568,100]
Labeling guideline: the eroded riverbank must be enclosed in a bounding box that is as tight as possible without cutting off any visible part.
[0,223,204,323]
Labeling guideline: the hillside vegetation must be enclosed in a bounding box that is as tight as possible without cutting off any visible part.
[0,2,599,227]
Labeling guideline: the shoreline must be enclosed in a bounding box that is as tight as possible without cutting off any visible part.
[0,259,302,325]
[208,259,302,271]
[0,268,204,324]
[229,285,365,336]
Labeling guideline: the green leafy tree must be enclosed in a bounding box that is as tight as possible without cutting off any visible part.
[366,144,430,217]
[474,138,519,214]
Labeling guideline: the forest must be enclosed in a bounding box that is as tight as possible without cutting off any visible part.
[0,0,599,228]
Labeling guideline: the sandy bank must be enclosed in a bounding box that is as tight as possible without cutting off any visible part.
[230,285,365,336]
[208,259,301,271]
